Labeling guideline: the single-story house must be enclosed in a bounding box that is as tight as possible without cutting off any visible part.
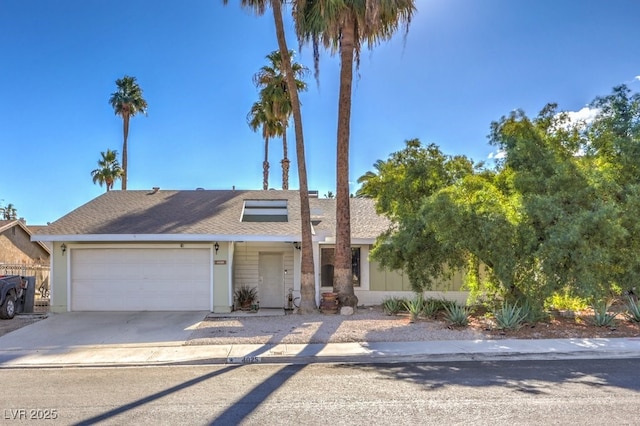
[31,189,467,313]
[0,219,50,266]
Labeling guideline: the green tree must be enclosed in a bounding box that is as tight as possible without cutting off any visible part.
[91,149,123,192]
[1,203,18,220]
[253,50,308,189]
[294,0,417,308]
[223,0,317,313]
[109,75,148,190]
[247,100,282,190]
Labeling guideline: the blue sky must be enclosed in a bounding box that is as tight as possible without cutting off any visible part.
[1,0,639,225]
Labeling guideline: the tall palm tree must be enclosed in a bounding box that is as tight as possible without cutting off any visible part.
[1,203,17,220]
[253,50,308,190]
[109,75,148,190]
[294,0,416,308]
[91,149,123,192]
[247,100,283,190]
[223,0,317,313]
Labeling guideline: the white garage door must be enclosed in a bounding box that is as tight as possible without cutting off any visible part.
[71,248,211,311]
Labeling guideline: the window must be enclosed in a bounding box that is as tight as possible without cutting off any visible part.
[241,200,288,222]
[320,247,361,287]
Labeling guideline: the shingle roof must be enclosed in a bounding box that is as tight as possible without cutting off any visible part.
[32,190,390,242]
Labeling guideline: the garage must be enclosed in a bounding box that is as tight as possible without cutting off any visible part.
[70,247,212,311]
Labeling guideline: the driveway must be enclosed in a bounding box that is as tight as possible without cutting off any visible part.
[0,311,208,351]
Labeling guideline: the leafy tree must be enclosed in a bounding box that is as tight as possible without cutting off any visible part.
[91,149,123,192]
[294,0,417,308]
[1,203,18,220]
[223,0,317,313]
[109,75,148,190]
[253,50,308,189]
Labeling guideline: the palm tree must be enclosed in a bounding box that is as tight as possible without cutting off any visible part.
[294,0,416,308]
[223,0,317,313]
[247,100,283,190]
[1,203,17,220]
[109,75,148,190]
[253,50,308,190]
[91,149,123,192]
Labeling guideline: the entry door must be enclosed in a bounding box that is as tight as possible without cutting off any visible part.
[258,253,284,308]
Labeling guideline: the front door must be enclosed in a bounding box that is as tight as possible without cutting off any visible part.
[258,253,284,308]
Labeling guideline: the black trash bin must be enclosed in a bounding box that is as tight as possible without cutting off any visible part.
[19,276,36,314]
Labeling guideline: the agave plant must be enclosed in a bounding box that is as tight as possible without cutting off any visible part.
[625,295,640,322]
[493,301,528,330]
[403,295,424,323]
[444,303,470,327]
[591,300,618,327]
[382,297,405,316]
[422,298,441,318]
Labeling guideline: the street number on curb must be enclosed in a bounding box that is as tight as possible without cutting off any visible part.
[227,356,262,364]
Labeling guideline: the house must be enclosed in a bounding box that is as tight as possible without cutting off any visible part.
[31,189,467,313]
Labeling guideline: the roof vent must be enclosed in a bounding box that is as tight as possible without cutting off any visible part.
[196,187,204,190]
[149,187,160,195]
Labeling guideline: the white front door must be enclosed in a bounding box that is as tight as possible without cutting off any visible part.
[258,253,284,308]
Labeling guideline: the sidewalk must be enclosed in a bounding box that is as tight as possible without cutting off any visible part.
[2,337,640,368]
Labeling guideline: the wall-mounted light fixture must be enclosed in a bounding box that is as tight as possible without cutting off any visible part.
[293,242,301,250]
[61,243,67,255]
[214,242,220,254]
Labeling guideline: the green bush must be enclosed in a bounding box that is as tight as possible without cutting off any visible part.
[493,302,528,330]
[545,291,589,312]
[382,297,406,316]
[444,303,469,327]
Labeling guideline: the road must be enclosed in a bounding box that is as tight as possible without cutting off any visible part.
[1,358,639,425]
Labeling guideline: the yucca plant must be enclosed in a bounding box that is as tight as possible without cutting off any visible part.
[592,300,618,327]
[403,295,424,323]
[444,303,469,327]
[625,295,640,322]
[382,297,405,316]
[494,301,528,330]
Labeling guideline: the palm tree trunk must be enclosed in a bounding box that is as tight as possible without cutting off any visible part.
[263,137,270,190]
[122,113,130,190]
[282,130,289,189]
[333,14,358,309]
[271,0,317,313]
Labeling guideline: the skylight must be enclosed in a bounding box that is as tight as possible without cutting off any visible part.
[242,200,288,222]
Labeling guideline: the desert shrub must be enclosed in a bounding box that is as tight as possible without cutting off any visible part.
[382,297,406,316]
[444,303,469,327]
[545,291,589,312]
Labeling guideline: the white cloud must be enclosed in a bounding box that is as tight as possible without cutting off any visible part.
[635,75,640,81]
[488,150,506,160]
[564,106,600,125]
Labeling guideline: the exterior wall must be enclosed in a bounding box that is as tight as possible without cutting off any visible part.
[50,242,69,313]
[0,225,49,264]
[213,241,232,313]
[233,242,294,308]
[355,254,470,306]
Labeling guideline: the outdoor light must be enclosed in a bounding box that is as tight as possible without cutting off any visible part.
[214,242,220,254]
[61,243,67,255]
[293,242,301,250]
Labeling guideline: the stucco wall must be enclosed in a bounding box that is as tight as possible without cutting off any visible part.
[0,225,49,264]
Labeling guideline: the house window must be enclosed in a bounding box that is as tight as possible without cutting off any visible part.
[320,247,361,287]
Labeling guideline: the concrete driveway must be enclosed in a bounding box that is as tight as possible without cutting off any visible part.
[0,311,208,351]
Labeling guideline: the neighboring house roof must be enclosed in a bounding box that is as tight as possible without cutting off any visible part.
[31,190,390,243]
[0,220,51,253]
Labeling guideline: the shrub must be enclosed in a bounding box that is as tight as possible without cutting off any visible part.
[625,295,640,322]
[545,291,589,312]
[493,301,528,330]
[382,297,406,316]
[592,300,618,327]
[444,303,469,327]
